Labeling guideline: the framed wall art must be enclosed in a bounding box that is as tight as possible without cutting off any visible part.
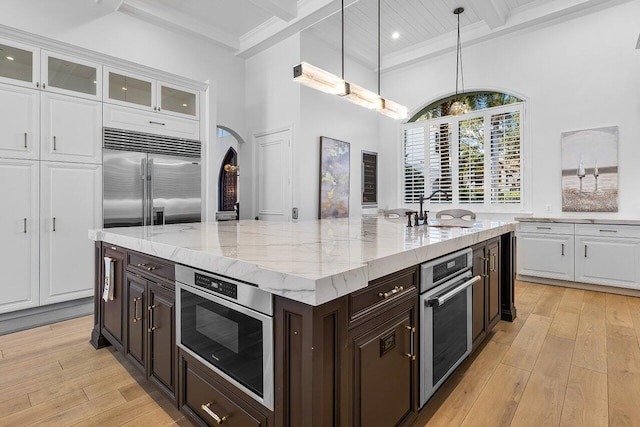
[319,136,350,218]
[561,125,618,212]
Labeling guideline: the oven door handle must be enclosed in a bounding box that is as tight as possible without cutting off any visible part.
[427,275,481,307]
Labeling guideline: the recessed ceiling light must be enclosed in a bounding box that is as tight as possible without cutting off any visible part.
[122,87,127,91]
[182,103,187,107]
[93,80,97,84]
[6,56,14,61]
[391,32,400,40]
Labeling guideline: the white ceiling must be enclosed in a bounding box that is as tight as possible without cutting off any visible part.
[115,0,629,71]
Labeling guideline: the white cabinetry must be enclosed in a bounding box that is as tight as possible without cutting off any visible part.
[0,38,40,89]
[41,92,102,164]
[41,51,101,101]
[39,162,102,305]
[103,103,200,140]
[0,84,39,160]
[517,232,574,281]
[0,159,39,313]
[574,225,640,290]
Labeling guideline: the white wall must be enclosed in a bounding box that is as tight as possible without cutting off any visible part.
[378,0,640,219]
[298,31,381,219]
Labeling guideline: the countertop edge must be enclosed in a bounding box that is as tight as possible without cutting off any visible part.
[516,217,640,225]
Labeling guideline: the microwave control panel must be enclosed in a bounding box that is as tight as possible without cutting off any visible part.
[194,273,238,299]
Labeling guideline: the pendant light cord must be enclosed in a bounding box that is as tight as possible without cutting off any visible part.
[455,11,460,96]
[378,0,381,95]
[341,0,345,80]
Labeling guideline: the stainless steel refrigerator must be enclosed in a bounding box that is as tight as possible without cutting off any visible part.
[103,128,201,228]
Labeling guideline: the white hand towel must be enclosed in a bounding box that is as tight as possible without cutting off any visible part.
[103,257,115,302]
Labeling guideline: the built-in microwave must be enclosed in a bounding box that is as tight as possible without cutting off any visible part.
[175,265,274,410]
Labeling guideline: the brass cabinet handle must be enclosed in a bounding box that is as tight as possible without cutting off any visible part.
[378,286,404,299]
[147,304,158,332]
[136,262,157,271]
[490,254,496,272]
[404,325,416,360]
[481,257,488,277]
[133,297,142,322]
[146,266,157,271]
[201,403,228,424]
[136,263,147,268]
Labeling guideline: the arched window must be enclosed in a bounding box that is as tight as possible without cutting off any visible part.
[403,91,524,209]
[218,147,238,212]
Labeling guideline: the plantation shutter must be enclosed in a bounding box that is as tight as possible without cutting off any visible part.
[458,117,485,203]
[428,123,453,203]
[403,127,425,203]
[490,110,521,203]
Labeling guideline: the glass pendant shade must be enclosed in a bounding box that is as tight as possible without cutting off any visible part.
[380,98,409,120]
[293,62,347,95]
[342,82,383,110]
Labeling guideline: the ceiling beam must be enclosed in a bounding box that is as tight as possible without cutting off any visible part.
[236,0,360,58]
[476,0,509,29]
[248,0,298,22]
[117,0,240,50]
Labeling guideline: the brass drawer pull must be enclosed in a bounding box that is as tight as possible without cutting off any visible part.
[136,263,147,268]
[201,402,228,424]
[136,262,157,271]
[133,297,142,322]
[405,325,416,360]
[378,286,404,299]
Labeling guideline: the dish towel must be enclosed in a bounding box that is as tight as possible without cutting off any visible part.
[103,257,115,302]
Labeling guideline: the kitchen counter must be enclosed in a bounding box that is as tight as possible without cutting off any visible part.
[516,217,640,225]
[90,217,516,305]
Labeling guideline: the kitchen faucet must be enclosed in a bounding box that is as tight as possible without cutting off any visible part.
[407,190,451,227]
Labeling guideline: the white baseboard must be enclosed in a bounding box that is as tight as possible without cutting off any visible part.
[517,274,640,298]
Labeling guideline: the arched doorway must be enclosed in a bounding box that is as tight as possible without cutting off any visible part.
[218,147,238,213]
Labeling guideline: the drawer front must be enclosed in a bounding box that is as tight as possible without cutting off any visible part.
[104,103,199,140]
[127,251,175,282]
[575,224,640,239]
[517,222,574,235]
[349,267,417,323]
[184,357,268,427]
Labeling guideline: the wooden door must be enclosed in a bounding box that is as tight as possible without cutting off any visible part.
[101,245,125,346]
[41,92,102,163]
[148,282,176,397]
[471,244,487,348]
[40,162,102,305]
[126,273,146,371]
[351,302,416,427]
[255,129,291,221]
[487,240,501,330]
[0,159,39,313]
[0,84,39,160]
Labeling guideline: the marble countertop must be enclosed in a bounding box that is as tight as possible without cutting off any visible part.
[90,218,516,306]
[516,217,640,225]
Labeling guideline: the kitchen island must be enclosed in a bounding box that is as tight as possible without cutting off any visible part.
[89,217,517,427]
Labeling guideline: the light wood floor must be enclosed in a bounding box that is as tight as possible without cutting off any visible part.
[415,280,640,427]
[0,316,191,426]
[2,281,640,426]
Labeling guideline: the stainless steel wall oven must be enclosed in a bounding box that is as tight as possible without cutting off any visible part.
[420,248,480,407]
[175,265,274,410]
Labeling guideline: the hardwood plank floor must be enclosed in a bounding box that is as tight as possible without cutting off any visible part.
[0,317,190,426]
[416,281,640,427]
[3,280,640,426]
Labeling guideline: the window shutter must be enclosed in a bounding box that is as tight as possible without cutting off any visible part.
[428,123,453,203]
[403,127,425,203]
[458,117,485,203]
[490,110,521,203]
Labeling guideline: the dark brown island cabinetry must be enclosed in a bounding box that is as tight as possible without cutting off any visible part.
[471,237,501,350]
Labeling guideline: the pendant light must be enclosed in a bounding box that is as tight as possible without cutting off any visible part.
[293,0,408,120]
[449,7,469,116]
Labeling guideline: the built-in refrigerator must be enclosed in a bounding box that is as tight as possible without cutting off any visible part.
[102,127,201,228]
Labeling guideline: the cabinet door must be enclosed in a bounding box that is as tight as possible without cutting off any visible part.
[575,236,640,289]
[126,273,146,371]
[517,232,574,281]
[0,84,39,160]
[40,162,102,305]
[471,245,486,347]
[351,303,416,427]
[0,159,39,313]
[104,67,155,112]
[0,38,40,89]
[41,51,101,100]
[157,81,198,119]
[41,92,102,163]
[101,246,125,346]
[148,282,176,397]
[487,241,501,330]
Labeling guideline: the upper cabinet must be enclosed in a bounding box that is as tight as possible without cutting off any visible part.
[0,38,40,89]
[104,67,199,120]
[41,51,101,101]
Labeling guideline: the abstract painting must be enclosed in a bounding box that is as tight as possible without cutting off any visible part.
[561,126,618,212]
[319,136,350,218]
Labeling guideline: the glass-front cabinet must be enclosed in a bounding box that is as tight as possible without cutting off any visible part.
[42,51,101,101]
[0,38,40,89]
[104,67,198,119]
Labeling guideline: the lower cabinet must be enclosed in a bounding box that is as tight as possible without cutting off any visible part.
[472,238,501,349]
[348,297,417,427]
[516,232,574,281]
[179,350,271,427]
[575,235,640,289]
[124,270,177,401]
